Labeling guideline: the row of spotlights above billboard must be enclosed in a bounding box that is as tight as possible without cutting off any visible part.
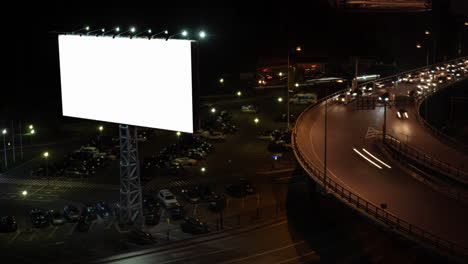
[81,26,206,39]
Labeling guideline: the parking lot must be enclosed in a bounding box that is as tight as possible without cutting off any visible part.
[0,88,313,262]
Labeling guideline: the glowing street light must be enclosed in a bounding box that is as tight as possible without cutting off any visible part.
[277,97,283,103]
[416,43,422,49]
[201,167,206,173]
[199,31,206,38]
[295,83,300,87]
[296,46,302,52]
[237,91,242,97]
[43,152,49,158]
[29,125,33,130]
[425,30,430,35]
[115,26,120,32]
[2,129,6,167]
[22,190,28,196]
[211,108,216,113]
[219,78,224,84]
[85,26,90,31]
[182,30,188,37]
[130,27,136,33]
[254,118,259,125]
[176,131,181,137]
[278,72,283,76]
[98,125,104,132]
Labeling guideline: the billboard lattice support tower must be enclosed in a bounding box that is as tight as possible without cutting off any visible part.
[119,124,143,226]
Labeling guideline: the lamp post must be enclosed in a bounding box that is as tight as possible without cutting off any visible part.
[323,85,328,193]
[98,125,104,145]
[2,129,7,168]
[43,151,49,185]
[287,46,302,130]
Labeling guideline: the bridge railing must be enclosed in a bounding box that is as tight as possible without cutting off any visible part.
[383,134,468,184]
[413,75,468,154]
[291,57,468,259]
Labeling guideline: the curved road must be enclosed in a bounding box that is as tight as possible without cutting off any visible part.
[295,79,468,248]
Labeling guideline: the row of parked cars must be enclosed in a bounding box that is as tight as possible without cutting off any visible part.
[256,129,292,152]
[143,136,215,179]
[32,145,115,179]
[0,202,115,234]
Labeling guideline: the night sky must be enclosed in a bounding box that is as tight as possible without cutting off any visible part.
[8,1,468,121]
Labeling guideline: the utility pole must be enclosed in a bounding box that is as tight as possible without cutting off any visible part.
[19,123,23,160]
[323,85,328,193]
[11,121,15,164]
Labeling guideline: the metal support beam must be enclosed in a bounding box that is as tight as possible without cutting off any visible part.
[119,124,143,226]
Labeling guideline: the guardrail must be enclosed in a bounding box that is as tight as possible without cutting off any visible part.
[384,134,468,184]
[382,135,468,203]
[414,76,468,154]
[291,57,468,258]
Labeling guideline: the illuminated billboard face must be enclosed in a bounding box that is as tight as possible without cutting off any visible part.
[58,35,193,133]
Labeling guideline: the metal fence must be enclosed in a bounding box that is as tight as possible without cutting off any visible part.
[384,135,468,184]
[291,56,468,258]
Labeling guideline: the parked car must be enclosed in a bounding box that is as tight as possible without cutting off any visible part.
[157,189,178,208]
[256,131,274,141]
[208,194,226,212]
[29,209,48,228]
[63,205,80,222]
[173,157,198,166]
[241,104,258,113]
[181,188,201,204]
[82,204,98,221]
[168,204,184,220]
[142,194,160,213]
[180,217,209,234]
[45,210,66,225]
[95,201,113,219]
[0,216,17,232]
[127,229,157,245]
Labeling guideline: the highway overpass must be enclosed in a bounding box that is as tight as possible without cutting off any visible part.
[292,57,468,259]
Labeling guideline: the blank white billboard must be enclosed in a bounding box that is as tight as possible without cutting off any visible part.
[58,35,194,133]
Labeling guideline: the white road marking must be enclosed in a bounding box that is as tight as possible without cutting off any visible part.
[8,230,22,244]
[353,148,382,169]
[362,148,392,169]
[47,226,59,238]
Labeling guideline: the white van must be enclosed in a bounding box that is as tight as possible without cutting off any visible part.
[289,93,317,104]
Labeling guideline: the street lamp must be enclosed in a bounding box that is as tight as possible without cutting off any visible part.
[149,30,169,39]
[2,129,7,167]
[201,167,206,173]
[236,91,242,97]
[254,118,259,125]
[277,97,283,103]
[43,151,49,184]
[211,108,216,113]
[168,30,188,39]
[416,43,429,67]
[219,78,224,84]
[199,31,206,39]
[22,190,28,196]
[287,46,302,130]
[29,125,33,130]
[425,30,431,35]
[176,131,181,137]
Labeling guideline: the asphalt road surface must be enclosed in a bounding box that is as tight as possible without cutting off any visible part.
[295,95,468,248]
